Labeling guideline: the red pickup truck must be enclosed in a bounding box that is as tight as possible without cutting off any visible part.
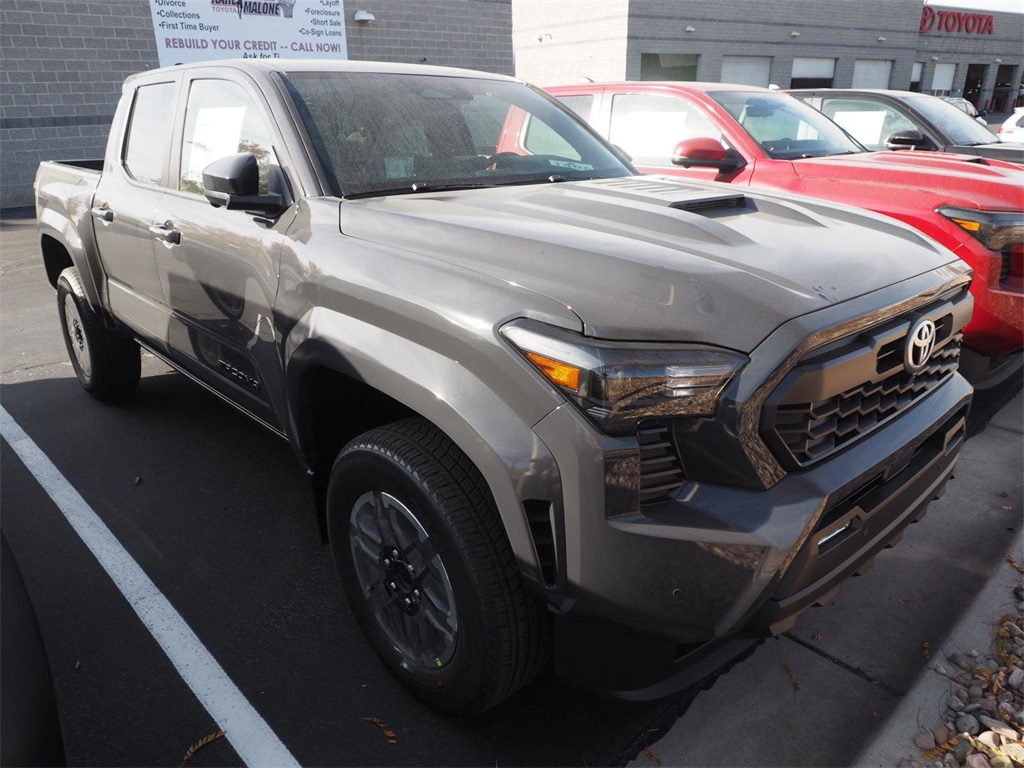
[543,82,1023,386]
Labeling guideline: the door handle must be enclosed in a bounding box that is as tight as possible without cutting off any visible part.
[90,206,114,223]
[149,223,181,245]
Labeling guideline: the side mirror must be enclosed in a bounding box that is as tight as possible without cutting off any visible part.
[884,129,926,151]
[671,138,747,173]
[203,153,286,217]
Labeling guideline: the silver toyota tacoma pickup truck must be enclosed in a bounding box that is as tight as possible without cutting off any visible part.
[35,60,974,714]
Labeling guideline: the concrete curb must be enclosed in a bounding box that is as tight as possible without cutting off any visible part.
[855,529,1024,767]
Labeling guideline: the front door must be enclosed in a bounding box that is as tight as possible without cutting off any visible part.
[152,73,294,433]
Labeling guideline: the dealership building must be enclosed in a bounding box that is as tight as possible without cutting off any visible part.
[0,0,513,208]
[1,0,1022,208]
[512,0,1024,108]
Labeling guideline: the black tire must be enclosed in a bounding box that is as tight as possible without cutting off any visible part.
[56,267,140,400]
[327,417,548,714]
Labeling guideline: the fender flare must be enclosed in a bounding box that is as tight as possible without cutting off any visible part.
[37,204,105,312]
[284,307,564,588]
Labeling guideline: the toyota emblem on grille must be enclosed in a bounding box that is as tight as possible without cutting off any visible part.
[905,318,937,374]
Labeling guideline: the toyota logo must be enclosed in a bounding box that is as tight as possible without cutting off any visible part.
[920,6,937,32]
[905,318,937,374]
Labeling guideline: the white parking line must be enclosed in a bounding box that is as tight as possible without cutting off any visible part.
[0,405,300,768]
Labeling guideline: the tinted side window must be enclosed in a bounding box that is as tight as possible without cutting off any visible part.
[820,97,915,150]
[609,93,722,167]
[557,94,594,122]
[123,82,175,186]
[180,79,276,195]
[463,95,512,155]
[523,116,583,160]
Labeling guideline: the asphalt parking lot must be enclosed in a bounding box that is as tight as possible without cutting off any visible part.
[1,207,1021,767]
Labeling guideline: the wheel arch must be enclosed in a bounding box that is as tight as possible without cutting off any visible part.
[37,207,105,312]
[284,309,563,591]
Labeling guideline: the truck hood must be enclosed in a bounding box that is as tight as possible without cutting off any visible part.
[340,177,956,352]
[790,151,1023,210]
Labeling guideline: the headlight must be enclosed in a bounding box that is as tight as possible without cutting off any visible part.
[938,206,1024,252]
[501,319,747,436]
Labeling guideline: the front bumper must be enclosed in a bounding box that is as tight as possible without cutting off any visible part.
[956,238,1022,359]
[536,372,971,698]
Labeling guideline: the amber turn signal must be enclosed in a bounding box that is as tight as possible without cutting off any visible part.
[526,352,581,391]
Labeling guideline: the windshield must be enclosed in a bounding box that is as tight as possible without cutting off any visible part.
[906,94,996,146]
[709,91,865,159]
[281,71,633,197]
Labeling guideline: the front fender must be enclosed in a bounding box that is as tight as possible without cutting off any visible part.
[285,307,564,590]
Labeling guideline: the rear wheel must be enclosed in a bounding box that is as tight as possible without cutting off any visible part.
[56,267,140,399]
[327,417,548,714]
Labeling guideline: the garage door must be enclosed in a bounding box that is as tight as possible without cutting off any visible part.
[791,57,835,88]
[931,63,956,96]
[721,56,771,87]
[852,60,892,89]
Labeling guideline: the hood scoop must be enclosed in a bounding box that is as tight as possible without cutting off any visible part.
[670,194,747,215]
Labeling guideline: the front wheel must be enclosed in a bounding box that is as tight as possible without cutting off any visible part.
[56,267,140,400]
[327,418,548,714]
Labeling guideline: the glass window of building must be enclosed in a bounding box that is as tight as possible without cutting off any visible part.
[641,53,698,81]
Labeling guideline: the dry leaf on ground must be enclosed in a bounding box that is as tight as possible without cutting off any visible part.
[180,730,225,766]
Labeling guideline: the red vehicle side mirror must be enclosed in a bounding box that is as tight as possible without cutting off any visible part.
[671,138,746,173]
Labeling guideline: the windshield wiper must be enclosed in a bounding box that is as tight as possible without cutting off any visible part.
[344,173,579,200]
[793,150,860,159]
[344,182,495,200]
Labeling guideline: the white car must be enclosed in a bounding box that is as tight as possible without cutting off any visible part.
[941,97,988,125]
[997,108,1024,143]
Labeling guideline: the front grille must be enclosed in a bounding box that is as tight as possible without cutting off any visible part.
[1000,244,1021,287]
[774,335,961,465]
[638,424,686,504]
[875,315,953,374]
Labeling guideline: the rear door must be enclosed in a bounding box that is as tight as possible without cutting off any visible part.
[151,69,297,432]
[92,77,179,342]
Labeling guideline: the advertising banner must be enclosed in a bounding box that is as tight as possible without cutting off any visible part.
[148,0,347,67]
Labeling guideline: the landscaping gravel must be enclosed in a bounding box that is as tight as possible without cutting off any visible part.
[900,580,1024,768]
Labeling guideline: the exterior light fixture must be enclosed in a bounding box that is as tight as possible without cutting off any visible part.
[790,31,800,37]
[994,58,1002,63]
[877,36,887,41]
[930,56,939,61]
[685,25,696,32]
[353,10,375,22]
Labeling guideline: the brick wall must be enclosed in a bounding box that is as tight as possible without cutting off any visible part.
[0,0,513,209]
[1,1,159,208]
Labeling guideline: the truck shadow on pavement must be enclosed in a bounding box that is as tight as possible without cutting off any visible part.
[1,371,708,767]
